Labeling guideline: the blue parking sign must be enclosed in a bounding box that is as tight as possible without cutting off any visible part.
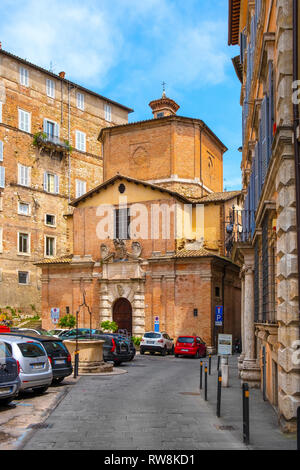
[215,306,223,326]
[51,308,60,325]
[154,316,159,332]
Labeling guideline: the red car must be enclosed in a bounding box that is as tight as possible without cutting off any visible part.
[174,336,206,358]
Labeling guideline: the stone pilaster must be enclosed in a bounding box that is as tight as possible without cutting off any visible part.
[240,249,261,387]
[275,0,300,432]
[238,271,245,377]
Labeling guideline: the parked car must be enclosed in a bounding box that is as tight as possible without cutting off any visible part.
[59,328,101,339]
[10,327,53,337]
[140,332,174,356]
[92,334,132,366]
[1,332,72,384]
[47,329,69,337]
[0,340,20,405]
[174,336,206,358]
[0,335,52,393]
[105,334,136,361]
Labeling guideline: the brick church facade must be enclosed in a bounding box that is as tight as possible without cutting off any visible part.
[38,94,242,351]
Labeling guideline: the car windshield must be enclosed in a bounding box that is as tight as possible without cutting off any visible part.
[177,337,194,343]
[18,342,46,358]
[43,341,68,356]
[144,333,161,339]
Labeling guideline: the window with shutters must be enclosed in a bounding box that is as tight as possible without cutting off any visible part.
[0,141,3,162]
[18,202,30,216]
[75,130,86,152]
[46,79,55,98]
[104,103,112,122]
[77,92,84,110]
[114,208,130,240]
[75,179,86,198]
[18,109,31,133]
[45,236,55,257]
[44,172,59,194]
[18,164,31,187]
[20,67,29,86]
[18,271,29,285]
[18,232,30,254]
[0,167,5,188]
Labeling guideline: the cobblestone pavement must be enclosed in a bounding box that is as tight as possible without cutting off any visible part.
[0,376,79,450]
[22,354,297,450]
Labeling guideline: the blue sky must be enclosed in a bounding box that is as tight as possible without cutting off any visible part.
[0,0,242,190]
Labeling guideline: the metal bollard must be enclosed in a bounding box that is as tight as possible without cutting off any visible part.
[74,350,79,378]
[204,364,208,401]
[216,370,222,417]
[297,406,300,451]
[242,383,250,445]
[217,355,220,372]
[209,354,212,375]
[200,360,203,390]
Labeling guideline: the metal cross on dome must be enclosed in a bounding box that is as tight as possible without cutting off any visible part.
[161,81,167,95]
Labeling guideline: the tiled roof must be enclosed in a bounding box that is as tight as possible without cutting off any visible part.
[35,255,73,265]
[189,190,241,204]
[175,249,235,264]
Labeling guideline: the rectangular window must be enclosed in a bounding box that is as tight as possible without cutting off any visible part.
[114,208,130,240]
[104,103,112,122]
[77,92,84,110]
[75,179,86,198]
[0,141,3,162]
[18,271,29,285]
[18,232,30,254]
[46,79,55,98]
[44,172,59,194]
[0,167,5,188]
[20,67,29,86]
[45,236,55,257]
[75,130,86,152]
[18,109,31,133]
[45,214,55,226]
[18,202,30,216]
[18,164,31,187]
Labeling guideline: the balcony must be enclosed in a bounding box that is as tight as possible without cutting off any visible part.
[224,208,255,257]
[33,132,71,158]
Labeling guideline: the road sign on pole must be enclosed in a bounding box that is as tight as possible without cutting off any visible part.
[215,306,223,326]
[51,308,60,325]
[154,316,159,332]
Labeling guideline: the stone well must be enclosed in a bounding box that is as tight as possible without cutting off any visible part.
[63,339,113,373]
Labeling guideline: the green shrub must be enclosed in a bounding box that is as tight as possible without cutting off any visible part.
[58,314,76,329]
[131,336,141,347]
[100,320,118,333]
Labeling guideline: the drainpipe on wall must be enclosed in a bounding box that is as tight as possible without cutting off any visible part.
[293,0,300,332]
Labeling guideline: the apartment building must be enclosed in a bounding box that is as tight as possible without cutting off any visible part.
[228,0,300,432]
[0,46,132,313]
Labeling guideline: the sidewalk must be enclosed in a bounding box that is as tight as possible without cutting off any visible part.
[202,355,297,450]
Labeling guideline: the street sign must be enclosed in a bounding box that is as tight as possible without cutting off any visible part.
[218,334,232,355]
[51,308,60,325]
[215,306,223,326]
[154,316,159,332]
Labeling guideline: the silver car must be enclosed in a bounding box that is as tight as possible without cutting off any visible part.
[0,335,53,393]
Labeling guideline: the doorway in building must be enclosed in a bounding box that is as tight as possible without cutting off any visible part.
[113,298,132,335]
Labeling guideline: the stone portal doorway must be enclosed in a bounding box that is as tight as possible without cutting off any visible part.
[113,298,133,334]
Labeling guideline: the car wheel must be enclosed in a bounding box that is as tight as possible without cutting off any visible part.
[175,354,179,358]
[0,397,13,406]
[195,350,200,359]
[114,361,122,366]
[150,352,155,355]
[170,346,174,355]
[140,349,144,355]
[161,347,167,356]
[33,386,49,395]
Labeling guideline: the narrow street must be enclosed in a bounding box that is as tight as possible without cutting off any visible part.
[21,355,296,451]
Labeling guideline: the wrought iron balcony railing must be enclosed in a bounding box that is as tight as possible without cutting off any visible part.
[224,208,255,257]
[33,132,71,156]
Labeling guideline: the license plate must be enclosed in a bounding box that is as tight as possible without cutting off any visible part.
[31,364,44,369]
[55,359,66,365]
[0,387,11,395]
[147,341,154,344]
[181,349,189,352]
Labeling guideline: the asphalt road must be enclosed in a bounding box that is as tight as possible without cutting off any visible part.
[23,354,248,450]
